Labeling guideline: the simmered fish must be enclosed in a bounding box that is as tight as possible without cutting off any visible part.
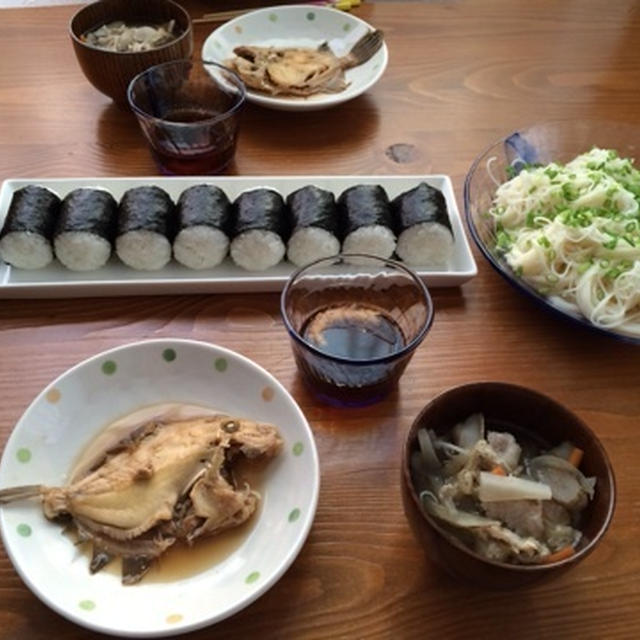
[227,30,384,97]
[0,414,282,584]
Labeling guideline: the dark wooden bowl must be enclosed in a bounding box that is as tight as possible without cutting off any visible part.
[69,0,193,104]
[401,382,616,589]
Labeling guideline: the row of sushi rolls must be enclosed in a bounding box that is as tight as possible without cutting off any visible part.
[0,182,455,272]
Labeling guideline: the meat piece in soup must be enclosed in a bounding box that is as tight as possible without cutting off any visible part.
[411,417,595,564]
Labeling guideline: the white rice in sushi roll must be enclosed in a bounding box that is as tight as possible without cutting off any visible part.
[287,227,340,267]
[55,231,112,271]
[396,222,454,267]
[230,229,285,271]
[0,232,53,270]
[342,225,396,265]
[116,230,172,271]
[174,225,229,270]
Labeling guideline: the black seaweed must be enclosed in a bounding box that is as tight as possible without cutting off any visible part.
[286,185,340,237]
[176,185,232,235]
[391,182,452,233]
[117,186,175,239]
[54,188,118,241]
[337,184,392,236]
[0,185,60,240]
[232,188,289,240]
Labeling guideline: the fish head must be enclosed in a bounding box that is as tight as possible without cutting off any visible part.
[214,415,283,459]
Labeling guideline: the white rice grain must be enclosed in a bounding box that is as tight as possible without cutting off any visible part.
[174,226,229,270]
[230,230,285,271]
[54,231,112,271]
[287,227,340,268]
[0,231,53,269]
[116,230,171,271]
[397,223,454,267]
[342,225,396,265]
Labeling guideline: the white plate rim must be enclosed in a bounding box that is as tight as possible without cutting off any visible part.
[201,4,389,111]
[0,338,321,637]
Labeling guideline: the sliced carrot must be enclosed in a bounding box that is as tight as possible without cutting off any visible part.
[490,465,506,476]
[540,545,575,564]
[568,446,584,468]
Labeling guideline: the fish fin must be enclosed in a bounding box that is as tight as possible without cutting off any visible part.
[122,555,154,585]
[90,546,114,574]
[345,29,384,68]
[0,484,43,504]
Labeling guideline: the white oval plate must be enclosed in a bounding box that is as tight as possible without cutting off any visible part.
[202,5,388,111]
[0,339,320,637]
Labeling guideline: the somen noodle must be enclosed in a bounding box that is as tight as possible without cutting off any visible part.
[489,148,640,335]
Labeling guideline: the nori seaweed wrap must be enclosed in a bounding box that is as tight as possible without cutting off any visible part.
[173,185,232,269]
[391,182,454,266]
[53,188,118,271]
[286,185,341,267]
[337,184,396,263]
[0,185,60,269]
[116,186,175,270]
[230,188,289,271]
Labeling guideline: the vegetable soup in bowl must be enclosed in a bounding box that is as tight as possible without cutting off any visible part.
[401,382,615,588]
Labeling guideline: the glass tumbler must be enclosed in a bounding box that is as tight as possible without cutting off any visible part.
[127,59,245,175]
[281,254,434,407]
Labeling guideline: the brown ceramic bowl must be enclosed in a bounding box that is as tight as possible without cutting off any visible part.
[69,0,193,104]
[401,382,616,589]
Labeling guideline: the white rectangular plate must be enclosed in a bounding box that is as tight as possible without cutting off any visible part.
[0,175,477,298]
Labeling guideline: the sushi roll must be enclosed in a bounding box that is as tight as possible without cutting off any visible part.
[337,184,396,264]
[116,186,175,271]
[174,185,231,270]
[391,182,454,266]
[53,188,118,271]
[286,185,341,267]
[0,185,60,269]
[230,188,289,271]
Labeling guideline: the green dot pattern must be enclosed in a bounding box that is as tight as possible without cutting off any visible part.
[306,12,316,21]
[163,348,176,362]
[292,442,304,456]
[288,508,300,523]
[214,358,228,372]
[16,448,31,463]
[245,571,260,584]
[269,13,278,22]
[343,23,351,32]
[79,600,96,611]
[17,523,31,537]
[101,360,116,375]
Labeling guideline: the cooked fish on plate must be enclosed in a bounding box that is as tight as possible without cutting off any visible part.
[226,30,384,97]
[0,413,282,585]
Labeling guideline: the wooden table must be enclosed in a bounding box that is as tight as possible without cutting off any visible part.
[0,1,639,638]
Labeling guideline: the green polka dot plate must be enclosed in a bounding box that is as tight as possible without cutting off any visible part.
[202,5,388,111]
[0,339,319,637]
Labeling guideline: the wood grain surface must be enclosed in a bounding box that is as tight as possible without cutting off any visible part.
[0,1,639,638]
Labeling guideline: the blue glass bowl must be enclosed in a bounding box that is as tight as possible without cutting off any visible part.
[464,120,640,344]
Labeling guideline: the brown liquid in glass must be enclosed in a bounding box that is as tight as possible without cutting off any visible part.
[298,303,407,406]
[151,107,235,175]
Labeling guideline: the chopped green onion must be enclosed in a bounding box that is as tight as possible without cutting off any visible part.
[538,236,551,248]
